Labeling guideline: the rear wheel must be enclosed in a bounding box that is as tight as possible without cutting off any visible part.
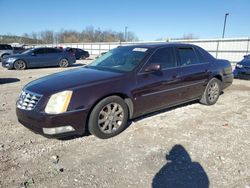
[14,60,26,70]
[80,55,86,60]
[59,58,69,67]
[200,78,221,105]
[88,96,129,139]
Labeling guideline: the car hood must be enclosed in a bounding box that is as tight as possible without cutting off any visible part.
[238,59,250,66]
[24,67,124,95]
[3,53,26,59]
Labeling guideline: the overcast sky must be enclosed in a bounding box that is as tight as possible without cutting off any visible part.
[0,0,250,40]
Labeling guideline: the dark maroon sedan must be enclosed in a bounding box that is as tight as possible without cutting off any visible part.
[16,43,233,139]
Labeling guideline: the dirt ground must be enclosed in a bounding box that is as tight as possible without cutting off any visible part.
[0,59,250,188]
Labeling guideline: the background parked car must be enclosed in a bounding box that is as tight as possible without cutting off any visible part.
[2,47,76,70]
[0,44,13,60]
[233,54,250,79]
[13,46,27,54]
[65,47,89,60]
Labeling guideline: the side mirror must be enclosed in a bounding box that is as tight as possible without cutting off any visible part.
[144,63,161,72]
[30,52,36,56]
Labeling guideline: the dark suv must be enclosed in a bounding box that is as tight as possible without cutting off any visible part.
[16,43,233,139]
[0,44,13,60]
[65,48,89,60]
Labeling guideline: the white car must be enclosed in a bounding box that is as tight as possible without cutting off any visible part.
[0,44,13,60]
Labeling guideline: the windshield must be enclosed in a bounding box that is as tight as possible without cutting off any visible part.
[21,48,34,54]
[88,46,148,72]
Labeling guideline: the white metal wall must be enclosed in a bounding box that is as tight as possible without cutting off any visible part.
[30,38,250,62]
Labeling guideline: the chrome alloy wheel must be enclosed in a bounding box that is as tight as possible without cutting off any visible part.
[59,59,69,67]
[98,103,124,134]
[207,82,219,103]
[14,60,26,70]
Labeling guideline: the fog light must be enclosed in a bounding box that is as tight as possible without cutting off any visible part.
[43,126,75,135]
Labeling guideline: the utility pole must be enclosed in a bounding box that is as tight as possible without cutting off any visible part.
[222,13,229,38]
[124,26,128,42]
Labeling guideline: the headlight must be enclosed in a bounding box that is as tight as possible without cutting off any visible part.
[45,90,73,114]
[6,58,16,62]
[236,64,243,68]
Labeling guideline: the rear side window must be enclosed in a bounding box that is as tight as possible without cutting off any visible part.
[45,48,61,53]
[34,49,45,54]
[0,45,13,50]
[194,48,208,63]
[177,48,199,66]
[147,47,176,69]
[6,45,12,50]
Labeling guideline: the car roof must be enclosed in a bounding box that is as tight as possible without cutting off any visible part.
[120,43,196,49]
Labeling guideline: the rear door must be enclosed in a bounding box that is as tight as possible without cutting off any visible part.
[133,47,184,116]
[175,46,210,101]
[45,48,62,66]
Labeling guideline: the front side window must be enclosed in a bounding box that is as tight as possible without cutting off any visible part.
[34,49,45,55]
[88,47,148,72]
[146,47,176,69]
[177,48,199,66]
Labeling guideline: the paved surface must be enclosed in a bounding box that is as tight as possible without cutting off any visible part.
[0,60,250,188]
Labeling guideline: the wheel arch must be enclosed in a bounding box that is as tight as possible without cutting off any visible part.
[85,93,134,130]
[213,74,223,82]
[1,53,10,58]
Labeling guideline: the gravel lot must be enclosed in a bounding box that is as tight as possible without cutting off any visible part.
[0,59,250,188]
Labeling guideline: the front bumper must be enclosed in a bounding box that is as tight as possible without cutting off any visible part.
[16,107,89,138]
[1,59,14,69]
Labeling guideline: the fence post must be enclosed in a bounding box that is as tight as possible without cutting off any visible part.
[91,44,92,55]
[246,37,250,54]
[216,39,220,58]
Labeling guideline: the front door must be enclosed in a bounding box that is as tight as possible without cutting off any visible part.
[133,47,184,116]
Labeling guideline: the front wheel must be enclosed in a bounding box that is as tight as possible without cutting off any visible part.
[59,58,69,67]
[14,60,26,70]
[200,78,222,105]
[88,96,129,139]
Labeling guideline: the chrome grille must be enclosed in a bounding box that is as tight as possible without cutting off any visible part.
[17,91,42,110]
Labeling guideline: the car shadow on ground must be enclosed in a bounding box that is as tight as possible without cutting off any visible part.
[152,145,209,188]
[57,132,91,141]
[132,100,198,123]
[0,78,20,85]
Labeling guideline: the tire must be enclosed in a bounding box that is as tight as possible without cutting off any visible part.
[200,78,222,105]
[59,58,69,67]
[88,96,129,139]
[14,60,26,70]
[80,55,86,60]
